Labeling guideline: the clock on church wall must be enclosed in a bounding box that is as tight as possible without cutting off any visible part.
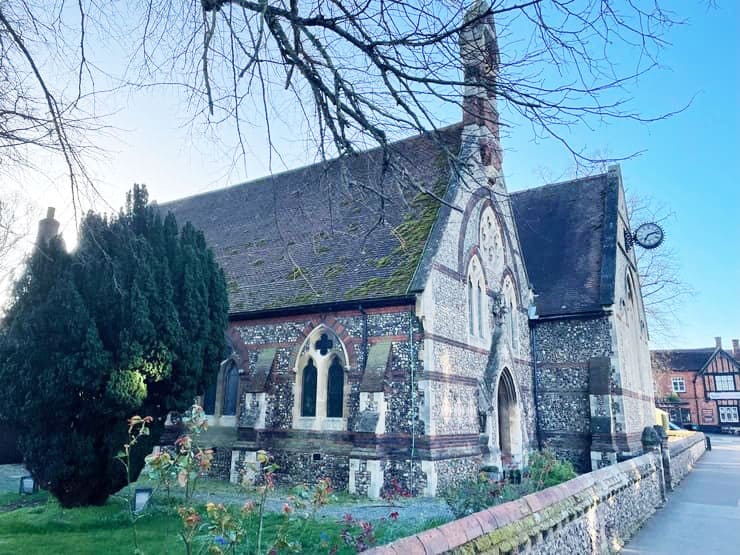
[626,222,665,251]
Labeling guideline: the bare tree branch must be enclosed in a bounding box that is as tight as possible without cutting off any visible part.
[0,1,697,216]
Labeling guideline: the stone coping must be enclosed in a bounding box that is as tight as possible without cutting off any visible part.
[366,453,659,554]
[667,431,705,457]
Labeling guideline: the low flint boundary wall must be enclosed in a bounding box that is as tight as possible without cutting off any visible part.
[666,432,706,489]
[369,432,707,554]
[369,454,663,554]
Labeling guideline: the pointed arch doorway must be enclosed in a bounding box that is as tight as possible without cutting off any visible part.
[496,368,523,469]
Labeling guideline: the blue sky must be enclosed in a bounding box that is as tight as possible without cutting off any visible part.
[504,2,740,349]
[5,2,738,349]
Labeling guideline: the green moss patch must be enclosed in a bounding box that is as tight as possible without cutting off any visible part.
[344,178,448,300]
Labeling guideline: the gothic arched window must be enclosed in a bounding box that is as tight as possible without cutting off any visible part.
[301,358,318,417]
[327,357,344,418]
[467,256,487,339]
[222,363,239,416]
[468,276,475,335]
[502,276,518,353]
[477,282,484,337]
[293,327,350,430]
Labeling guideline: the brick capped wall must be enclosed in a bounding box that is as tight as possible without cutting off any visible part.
[369,452,664,555]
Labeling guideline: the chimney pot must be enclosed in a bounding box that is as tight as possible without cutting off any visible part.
[715,336,722,349]
[732,339,739,359]
[36,206,60,247]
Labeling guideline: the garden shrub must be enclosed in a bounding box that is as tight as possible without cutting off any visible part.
[444,450,576,519]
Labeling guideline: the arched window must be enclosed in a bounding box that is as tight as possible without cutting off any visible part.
[627,273,635,307]
[203,381,217,415]
[293,327,350,430]
[468,276,475,335]
[222,363,239,416]
[467,256,487,339]
[502,276,518,353]
[477,282,484,337]
[327,357,344,418]
[301,358,318,417]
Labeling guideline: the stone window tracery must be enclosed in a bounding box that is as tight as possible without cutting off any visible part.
[479,206,501,267]
[293,327,348,430]
[467,256,488,340]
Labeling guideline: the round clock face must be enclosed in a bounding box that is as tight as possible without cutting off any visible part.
[633,222,664,249]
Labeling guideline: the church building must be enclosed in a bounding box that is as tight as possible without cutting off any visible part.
[155,8,655,497]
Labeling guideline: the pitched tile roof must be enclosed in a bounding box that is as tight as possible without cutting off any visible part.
[651,348,715,372]
[510,173,615,317]
[160,125,462,314]
[651,347,740,373]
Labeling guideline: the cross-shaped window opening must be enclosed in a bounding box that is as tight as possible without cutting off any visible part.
[315,333,334,356]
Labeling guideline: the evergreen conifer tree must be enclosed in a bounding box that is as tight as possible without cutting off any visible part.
[0,185,228,507]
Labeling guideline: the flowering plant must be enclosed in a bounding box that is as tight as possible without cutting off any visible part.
[144,404,213,501]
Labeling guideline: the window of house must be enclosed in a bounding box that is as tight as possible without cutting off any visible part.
[467,257,487,340]
[715,375,735,391]
[294,328,348,428]
[719,406,739,423]
[671,377,686,393]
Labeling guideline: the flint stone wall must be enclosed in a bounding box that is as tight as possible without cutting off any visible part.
[533,316,611,472]
[368,452,664,555]
[230,308,423,492]
[667,432,706,488]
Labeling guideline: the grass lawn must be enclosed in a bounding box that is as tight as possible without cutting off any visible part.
[0,492,443,554]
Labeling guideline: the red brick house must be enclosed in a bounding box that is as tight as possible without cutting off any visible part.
[652,337,740,432]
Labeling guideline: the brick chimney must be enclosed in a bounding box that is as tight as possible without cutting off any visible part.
[36,207,60,247]
[714,336,722,350]
[460,0,502,173]
[732,339,739,360]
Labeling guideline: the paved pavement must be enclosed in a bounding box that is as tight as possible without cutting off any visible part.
[623,434,740,554]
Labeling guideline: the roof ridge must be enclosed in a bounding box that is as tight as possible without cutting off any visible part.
[510,172,608,197]
[159,123,463,208]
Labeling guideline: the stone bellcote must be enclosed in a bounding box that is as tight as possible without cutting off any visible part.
[460,1,502,173]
